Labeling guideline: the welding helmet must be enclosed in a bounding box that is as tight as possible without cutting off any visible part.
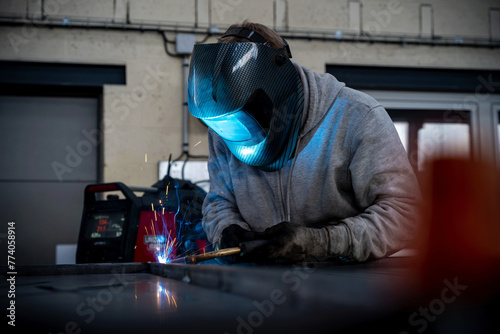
[187,27,304,171]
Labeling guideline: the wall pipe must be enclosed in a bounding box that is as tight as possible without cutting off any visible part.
[0,16,499,48]
[182,55,190,155]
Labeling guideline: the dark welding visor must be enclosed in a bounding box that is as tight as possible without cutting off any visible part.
[187,42,304,170]
[201,89,273,145]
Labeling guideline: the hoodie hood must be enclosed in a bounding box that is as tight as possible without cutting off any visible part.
[291,62,345,144]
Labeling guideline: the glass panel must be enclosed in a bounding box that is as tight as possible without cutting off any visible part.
[418,123,470,170]
[498,111,500,156]
[393,121,409,152]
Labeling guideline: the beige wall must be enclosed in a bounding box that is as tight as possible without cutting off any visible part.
[0,0,499,187]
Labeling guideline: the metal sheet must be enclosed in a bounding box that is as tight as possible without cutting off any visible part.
[6,258,495,333]
[8,272,312,333]
[1,260,417,333]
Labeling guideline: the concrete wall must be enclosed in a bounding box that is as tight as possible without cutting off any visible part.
[0,0,499,187]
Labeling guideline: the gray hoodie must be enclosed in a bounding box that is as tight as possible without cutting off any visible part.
[202,63,421,262]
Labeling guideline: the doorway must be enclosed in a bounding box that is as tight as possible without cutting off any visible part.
[0,96,99,265]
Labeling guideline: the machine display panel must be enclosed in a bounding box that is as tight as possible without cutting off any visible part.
[87,211,125,239]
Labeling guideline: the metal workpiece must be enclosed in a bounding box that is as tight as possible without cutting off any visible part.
[7,273,265,333]
[150,258,414,312]
[7,262,150,276]
[1,258,420,333]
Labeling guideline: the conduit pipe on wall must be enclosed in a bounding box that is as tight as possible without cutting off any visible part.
[0,16,499,48]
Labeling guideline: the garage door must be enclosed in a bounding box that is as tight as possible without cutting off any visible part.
[0,96,99,265]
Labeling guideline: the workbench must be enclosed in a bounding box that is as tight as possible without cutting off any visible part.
[0,256,494,333]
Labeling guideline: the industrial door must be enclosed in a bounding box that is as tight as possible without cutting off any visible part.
[0,96,99,265]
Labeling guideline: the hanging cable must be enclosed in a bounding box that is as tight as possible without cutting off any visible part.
[160,31,182,58]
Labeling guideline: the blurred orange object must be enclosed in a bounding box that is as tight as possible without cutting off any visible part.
[416,158,500,300]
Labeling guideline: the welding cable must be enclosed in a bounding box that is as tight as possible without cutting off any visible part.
[181,154,189,180]
[196,33,212,44]
[179,200,194,226]
[174,184,182,242]
[166,153,173,177]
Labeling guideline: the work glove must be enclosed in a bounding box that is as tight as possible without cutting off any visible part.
[219,224,259,249]
[216,224,261,264]
[248,222,329,263]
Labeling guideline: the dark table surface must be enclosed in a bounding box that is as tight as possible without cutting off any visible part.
[0,256,496,334]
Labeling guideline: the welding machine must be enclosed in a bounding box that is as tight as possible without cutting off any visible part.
[76,177,207,264]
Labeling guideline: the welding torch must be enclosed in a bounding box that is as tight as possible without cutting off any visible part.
[169,240,266,264]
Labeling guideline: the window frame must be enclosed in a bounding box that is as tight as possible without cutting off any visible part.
[361,90,481,172]
[388,109,472,173]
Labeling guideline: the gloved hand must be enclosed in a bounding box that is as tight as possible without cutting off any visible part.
[216,224,261,263]
[219,224,259,249]
[249,222,329,263]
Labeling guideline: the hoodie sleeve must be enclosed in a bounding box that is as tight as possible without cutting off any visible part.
[202,130,251,243]
[325,105,421,262]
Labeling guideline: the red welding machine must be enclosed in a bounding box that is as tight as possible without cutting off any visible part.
[76,180,207,264]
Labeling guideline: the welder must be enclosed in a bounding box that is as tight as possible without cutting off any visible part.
[187,21,421,264]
